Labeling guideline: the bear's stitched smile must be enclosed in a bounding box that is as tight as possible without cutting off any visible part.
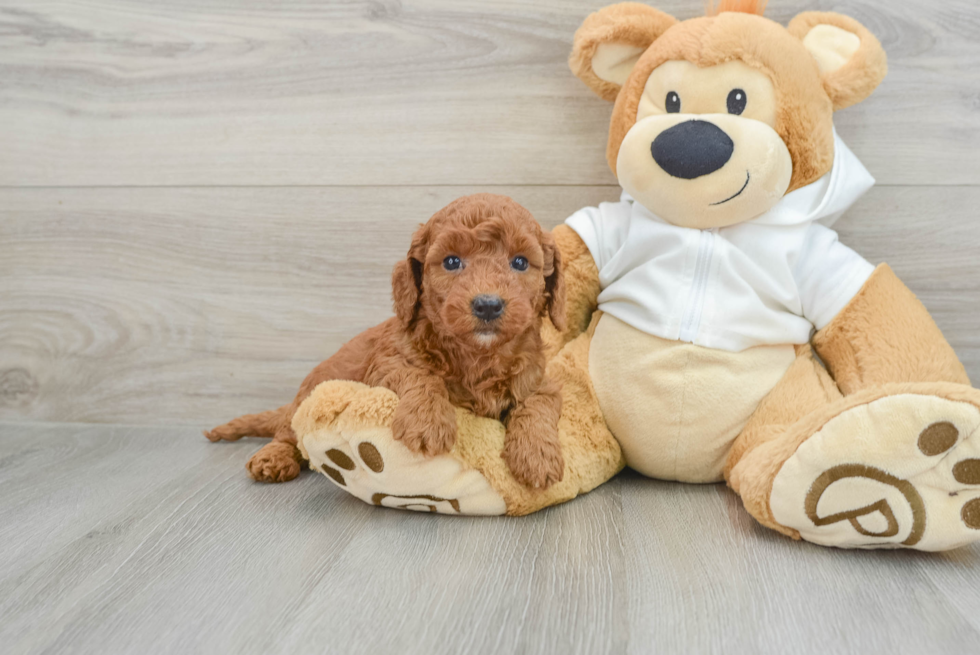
[710,171,751,206]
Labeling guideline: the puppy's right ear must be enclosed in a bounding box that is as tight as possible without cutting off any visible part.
[392,223,429,326]
[569,3,678,102]
[540,230,567,333]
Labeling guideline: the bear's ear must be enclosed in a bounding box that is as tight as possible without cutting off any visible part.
[569,3,678,102]
[788,12,887,111]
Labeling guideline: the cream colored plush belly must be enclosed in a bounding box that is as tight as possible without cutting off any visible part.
[589,314,795,483]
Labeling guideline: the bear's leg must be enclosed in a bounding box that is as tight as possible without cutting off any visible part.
[728,266,980,550]
[725,345,843,536]
[292,320,624,516]
[732,382,980,550]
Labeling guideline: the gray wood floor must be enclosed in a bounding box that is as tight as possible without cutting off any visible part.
[2,1,980,653]
[4,421,980,655]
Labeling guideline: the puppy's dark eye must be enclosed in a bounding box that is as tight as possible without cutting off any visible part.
[510,256,529,272]
[443,255,462,271]
[665,91,681,113]
[727,89,746,115]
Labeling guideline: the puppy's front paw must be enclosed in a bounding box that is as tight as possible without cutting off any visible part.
[392,397,457,456]
[503,424,564,490]
[247,441,303,483]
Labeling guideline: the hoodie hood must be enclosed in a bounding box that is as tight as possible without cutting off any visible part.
[751,130,875,228]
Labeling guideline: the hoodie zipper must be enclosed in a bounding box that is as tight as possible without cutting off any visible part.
[678,228,716,343]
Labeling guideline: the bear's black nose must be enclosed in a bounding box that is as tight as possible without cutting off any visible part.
[651,120,734,179]
[471,295,505,321]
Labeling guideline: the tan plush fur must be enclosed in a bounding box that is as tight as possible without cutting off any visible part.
[730,381,980,538]
[727,264,974,535]
[292,380,401,442]
[591,315,796,482]
[787,12,888,111]
[724,344,842,485]
[570,5,887,192]
[812,264,971,394]
[569,3,678,102]
[562,4,980,549]
[605,12,835,191]
[550,221,976,540]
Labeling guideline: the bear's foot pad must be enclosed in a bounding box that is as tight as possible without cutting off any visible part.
[772,392,980,551]
[293,380,507,516]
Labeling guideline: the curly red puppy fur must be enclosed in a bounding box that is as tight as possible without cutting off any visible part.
[206,194,567,489]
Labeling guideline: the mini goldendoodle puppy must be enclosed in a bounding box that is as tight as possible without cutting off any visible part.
[207,194,566,489]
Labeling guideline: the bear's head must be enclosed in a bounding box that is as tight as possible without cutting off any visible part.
[569,1,887,229]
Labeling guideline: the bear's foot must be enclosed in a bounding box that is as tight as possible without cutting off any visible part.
[292,380,508,515]
[770,386,980,551]
[290,332,624,516]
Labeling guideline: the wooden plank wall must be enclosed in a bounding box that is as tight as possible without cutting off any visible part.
[2,0,979,426]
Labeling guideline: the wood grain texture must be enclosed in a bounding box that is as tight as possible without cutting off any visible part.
[0,0,978,187]
[618,474,980,654]
[3,185,979,426]
[2,1,980,651]
[2,422,979,655]
[0,185,619,424]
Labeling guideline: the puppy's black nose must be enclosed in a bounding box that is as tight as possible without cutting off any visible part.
[651,120,734,179]
[471,295,505,321]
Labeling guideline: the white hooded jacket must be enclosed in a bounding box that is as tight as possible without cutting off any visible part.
[566,132,876,353]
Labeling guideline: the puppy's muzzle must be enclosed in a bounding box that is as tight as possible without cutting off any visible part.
[651,120,734,179]
[471,295,505,322]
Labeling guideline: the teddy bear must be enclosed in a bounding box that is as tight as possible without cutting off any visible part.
[292,1,980,551]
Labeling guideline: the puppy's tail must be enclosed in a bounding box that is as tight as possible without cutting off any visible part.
[204,404,290,442]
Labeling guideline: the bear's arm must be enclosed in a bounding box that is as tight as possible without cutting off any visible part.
[541,199,633,357]
[797,224,970,393]
[812,264,970,394]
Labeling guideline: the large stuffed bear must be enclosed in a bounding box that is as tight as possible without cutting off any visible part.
[292,1,980,551]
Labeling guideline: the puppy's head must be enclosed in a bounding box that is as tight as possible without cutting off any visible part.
[392,194,565,349]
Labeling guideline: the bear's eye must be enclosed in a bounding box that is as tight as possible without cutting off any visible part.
[510,256,529,272]
[727,89,747,115]
[443,255,462,271]
[665,91,681,113]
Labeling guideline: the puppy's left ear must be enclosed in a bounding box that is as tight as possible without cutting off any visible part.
[541,230,566,332]
[392,223,429,326]
[789,12,887,111]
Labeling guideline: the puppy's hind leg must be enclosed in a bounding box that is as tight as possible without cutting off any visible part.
[206,402,302,483]
[246,422,304,483]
